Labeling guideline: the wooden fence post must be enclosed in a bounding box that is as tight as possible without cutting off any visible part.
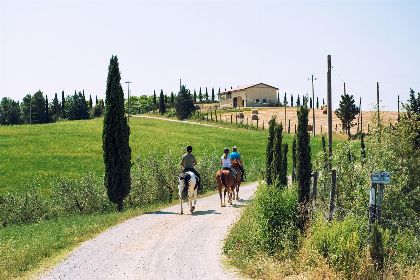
[262,121,264,130]
[231,115,233,124]
[211,112,213,121]
[257,119,259,129]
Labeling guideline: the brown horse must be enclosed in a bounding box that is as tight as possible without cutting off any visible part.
[215,160,242,207]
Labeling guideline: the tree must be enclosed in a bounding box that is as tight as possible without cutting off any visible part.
[66,91,90,120]
[89,95,93,109]
[159,89,166,115]
[309,97,312,108]
[193,89,197,103]
[404,89,420,117]
[45,95,50,123]
[292,135,297,182]
[61,91,66,116]
[31,91,46,124]
[283,92,287,106]
[205,87,209,101]
[316,97,319,109]
[335,93,360,138]
[51,93,61,120]
[296,94,301,107]
[360,133,366,161]
[271,123,283,187]
[218,87,221,100]
[175,85,195,120]
[153,90,157,110]
[103,55,131,211]
[199,87,203,103]
[21,94,32,124]
[291,94,294,107]
[296,105,311,218]
[170,92,175,105]
[0,97,22,125]
[96,95,98,106]
[211,88,215,102]
[323,98,325,105]
[266,116,276,185]
[281,143,288,186]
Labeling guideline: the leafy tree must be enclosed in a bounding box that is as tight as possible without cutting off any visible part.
[21,94,32,124]
[31,90,46,124]
[103,55,131,211]
[0,97,22,125]
[175,85,195,120]
[283,92,287,106]
[211,88,215,102]
[159,89,166,115]
[66,92,90,120]
[266,116,276,185]
[296,94,301,107]
[335,93,360,138]
[291,94,294,107]
[316,97,319,109]
[360,133,366,161]
[91,100,104,118]
[402,89,420,148]
[296,104,311,230]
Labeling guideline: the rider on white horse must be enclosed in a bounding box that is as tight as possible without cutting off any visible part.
[180,145,201,190]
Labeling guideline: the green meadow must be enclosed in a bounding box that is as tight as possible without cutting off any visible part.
[0,116,334,194]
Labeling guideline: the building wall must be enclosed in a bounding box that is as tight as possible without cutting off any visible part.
[219,85,278,108]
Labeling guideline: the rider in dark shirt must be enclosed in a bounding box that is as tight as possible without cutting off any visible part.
[181,146,201,189]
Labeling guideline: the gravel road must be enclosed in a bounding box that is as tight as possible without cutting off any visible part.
[40,183,258,280]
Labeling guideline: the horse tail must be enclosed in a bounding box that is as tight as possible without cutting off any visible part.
[216,171,225,189]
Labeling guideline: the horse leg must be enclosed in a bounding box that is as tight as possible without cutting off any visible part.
[236,184,240,201]
[179,195,183,215]
[190,189,196,214]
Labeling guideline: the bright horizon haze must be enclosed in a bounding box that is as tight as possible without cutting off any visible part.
[1,0,419,111]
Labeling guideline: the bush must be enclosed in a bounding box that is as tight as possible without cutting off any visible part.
[254,184,300,255]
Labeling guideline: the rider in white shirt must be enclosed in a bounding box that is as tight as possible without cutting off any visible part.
[221,148,232,170]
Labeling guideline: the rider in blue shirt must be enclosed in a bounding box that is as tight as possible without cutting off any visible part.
[230,146,245,181]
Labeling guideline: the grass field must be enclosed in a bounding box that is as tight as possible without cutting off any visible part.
[0,116,335,194]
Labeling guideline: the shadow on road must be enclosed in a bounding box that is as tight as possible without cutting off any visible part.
[192,209,221,216]
[147,210,178,215]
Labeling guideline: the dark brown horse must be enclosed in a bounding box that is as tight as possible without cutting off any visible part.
[215,160,242,207]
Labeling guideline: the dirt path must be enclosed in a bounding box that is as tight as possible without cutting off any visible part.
[40,183,257,280]
[134,115,229,129]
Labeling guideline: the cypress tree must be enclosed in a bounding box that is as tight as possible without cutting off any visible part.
[103,55,131,211]
[310,97,312,108]
[297,94,301,107]
[193,89,197,103]
[170,92,175,105]
[291,94,294,107]
[292,135,297,182]
[89,94,93,109]
[283,92,287,106]
[45,95,49,123]
[361,133,366,161]
[211,88,215,102]
[272,123,283,187]
[51,93,60,119]
[323,98,325,105]
[159,89,166,115]
[316,97,319,109]
[266,116,277,185]
[96,95,98,105]
[280,143,288,186]
[205,87,209,101]
[31,91,45,124]
[199,87,203,103]
[296,105,311,230]
[61,90,65,116]
[218,87,221,100]
[153,90,157,109]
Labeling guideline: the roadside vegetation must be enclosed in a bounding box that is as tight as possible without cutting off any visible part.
[224,91,420,279]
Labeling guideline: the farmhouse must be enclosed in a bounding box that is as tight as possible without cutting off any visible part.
[218,83,279,108]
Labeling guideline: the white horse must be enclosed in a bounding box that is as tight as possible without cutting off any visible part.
[178,171,198,214]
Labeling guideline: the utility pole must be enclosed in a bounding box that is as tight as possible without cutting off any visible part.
[327,55,333,169]
[377,82,380,141]
[309,74,317,136]
[125,81,131,123]
[397,94,400,122]
[357,97,362,135]
[284,92,287,126]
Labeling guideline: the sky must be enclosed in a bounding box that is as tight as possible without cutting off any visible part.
[1,0,419,110]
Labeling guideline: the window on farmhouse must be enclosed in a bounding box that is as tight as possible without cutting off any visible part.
[263,98,267,103]
[256,99,260,103]
[226,93,232,99]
